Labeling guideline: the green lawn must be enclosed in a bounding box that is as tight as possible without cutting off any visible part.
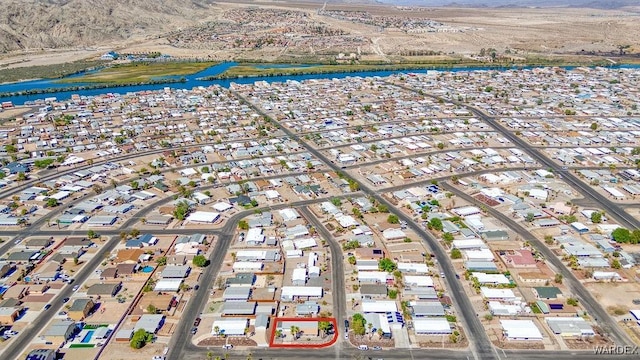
[57,61,216,84]
[213,62,471,79]
[530,303,542,314]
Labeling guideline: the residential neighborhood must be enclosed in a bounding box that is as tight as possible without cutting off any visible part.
[0,65,639,360]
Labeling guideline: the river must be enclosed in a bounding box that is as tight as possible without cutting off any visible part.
[2,62,639,106]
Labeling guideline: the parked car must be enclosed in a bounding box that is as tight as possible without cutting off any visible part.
[358,345,369,351]
[194,285,199,291]
[194,318,201,327]
[372,346,382,351]
[190,327,197,335]
[44,304,52,310]
[62,297,70,303]
[72,285,79,291]
[222,344,233,350]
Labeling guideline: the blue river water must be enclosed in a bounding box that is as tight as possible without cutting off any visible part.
[2,62,640,106]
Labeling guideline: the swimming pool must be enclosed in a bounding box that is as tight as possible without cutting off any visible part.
[141,266,154,273]
[81,330,94,343]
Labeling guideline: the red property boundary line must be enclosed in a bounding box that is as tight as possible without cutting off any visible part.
[269,317,338,348]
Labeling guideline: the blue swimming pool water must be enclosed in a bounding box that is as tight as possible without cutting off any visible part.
[141,266,154,273]
[81,330,94,343]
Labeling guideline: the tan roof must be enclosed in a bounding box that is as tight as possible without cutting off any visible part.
[101,268,118,278]
[355,248,385,259]
[22,293,55,303]
[138,294,174,312]
[116,249,144,263]
[3,285,29,299]
[116,263,137,275]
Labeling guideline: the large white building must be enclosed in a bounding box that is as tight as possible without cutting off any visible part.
[500,320,543,341]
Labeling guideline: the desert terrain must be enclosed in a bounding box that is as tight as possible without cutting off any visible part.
[0,0,639,70]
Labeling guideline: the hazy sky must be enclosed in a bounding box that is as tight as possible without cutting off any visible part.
[373,0,630,7]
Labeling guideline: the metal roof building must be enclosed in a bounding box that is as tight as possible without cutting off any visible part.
[414,318,452,334]
[411,302,445,317]
[134,314,165,333]
[546,317,595,337]
[500,320,543,341]
[221,302,257,316]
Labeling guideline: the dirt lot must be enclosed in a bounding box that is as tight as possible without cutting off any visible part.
[564,335,612,350]
[102,341,167,360]
[585,282,640,314]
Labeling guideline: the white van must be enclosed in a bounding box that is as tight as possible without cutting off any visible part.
[358,345,369,351]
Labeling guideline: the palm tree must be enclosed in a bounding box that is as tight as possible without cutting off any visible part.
[213,326,220,336]
[290,326,299,340]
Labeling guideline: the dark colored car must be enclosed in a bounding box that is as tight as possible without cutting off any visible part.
[194,318,201,327]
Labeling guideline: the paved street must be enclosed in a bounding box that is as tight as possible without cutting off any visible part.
[443,183,634,348]
[232,90,497,360]
[299,206,347,344]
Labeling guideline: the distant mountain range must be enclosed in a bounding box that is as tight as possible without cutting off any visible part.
[0,0,636,54]
[348,0,639,9]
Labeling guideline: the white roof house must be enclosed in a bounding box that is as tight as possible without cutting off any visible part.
[404,275,434,287]
[246,228,265,244]
[472,273,510,285]
[452,239,487,250]
[528,188,548,200]
[592,271,622,281]
[293,238,317,249]
[481,288,517,302]
[212,319,249,336]
[153,279,183,292]
[397,262,429,274]
[358,271,390,283]
[212,202,233,212]
[488,301,524,316]
[336,214,359,228]
[464,248,495,262]
[279,208,300,222]
[382,228,406,240]
[280,286,322,301]
[232,262,263,272]
[452,206,481,217]
[264,190,280,199]
[546,317,595,337]
[500,320,543,341]
[362,300,398,313]
[414,318,452,334]
[185,211,220,223]
[292,268,307,285]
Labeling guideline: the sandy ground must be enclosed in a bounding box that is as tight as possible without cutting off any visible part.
[585,282,640,314]
[0,2,638,68]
